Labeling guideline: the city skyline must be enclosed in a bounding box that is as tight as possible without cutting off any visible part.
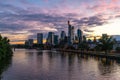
[0,0,120,44]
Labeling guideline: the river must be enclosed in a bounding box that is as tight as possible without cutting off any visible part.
[1,49,120,80]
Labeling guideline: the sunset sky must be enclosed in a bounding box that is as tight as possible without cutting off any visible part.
[0,0,120,44]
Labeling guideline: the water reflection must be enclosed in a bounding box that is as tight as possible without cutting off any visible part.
[1,49,120,80]
[0,58,12,80]
[98,58,116,75]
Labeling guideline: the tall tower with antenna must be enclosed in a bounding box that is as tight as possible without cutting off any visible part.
[68,20,74,44]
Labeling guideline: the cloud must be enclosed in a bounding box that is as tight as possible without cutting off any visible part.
[0,5,109,42]
[84,29,94,33]
[0,0,120,43]
[73,14,107,28]
[89,0,120,15]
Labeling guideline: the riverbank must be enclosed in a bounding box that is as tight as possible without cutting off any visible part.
[57,49,120,60]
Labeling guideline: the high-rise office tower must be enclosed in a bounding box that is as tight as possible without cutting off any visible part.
[25,40,29,46]
[83,36,86,42]
[93,37,96,43]
[61,31,66,40]
[77,29,83,43]
[71,26,74,43]
[47,32,54,45]
[37,33,43,44]
[68,20,71,38]
[68,21,74,44]
[28,39,33,46]
[54,35,59,45]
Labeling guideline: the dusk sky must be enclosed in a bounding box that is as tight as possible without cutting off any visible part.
[1,0,120,44]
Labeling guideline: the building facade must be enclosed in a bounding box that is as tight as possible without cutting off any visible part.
[54,35,59,45]
[61,31,66,40]
[77,29,83,43]
[28,39,33,47]
[68,21,74,44]
[37,33,43,44]
[47,32,54,45]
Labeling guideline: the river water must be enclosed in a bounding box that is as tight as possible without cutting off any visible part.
[1,49,120,80]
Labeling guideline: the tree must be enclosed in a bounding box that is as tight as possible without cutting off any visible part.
[78,37,89,51]
[96,34,115,55]
[78,42,89,51]
[0,35,13,60]
[116,47,120,52]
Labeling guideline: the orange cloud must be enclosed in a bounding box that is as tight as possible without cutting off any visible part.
[10,39,46,45]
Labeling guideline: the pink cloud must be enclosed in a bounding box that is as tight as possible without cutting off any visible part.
[90,0,120,16]
[111,0,119,2]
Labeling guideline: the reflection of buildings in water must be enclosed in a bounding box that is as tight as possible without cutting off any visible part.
[36,51,43,56]
[94,56,101,61]
[0,58,12,80]
[67,53,77,80]
[25,52,34,56]
[99,58,115,66]
[34,50,44,73]
[77,54,83,63]
[68,53,76,67]
[115,59,120,64]
[48,51,54,59]
[39,50,61,73]
[60,52,67,64]
[97,58,116,75]
[25,51,35,62]
[77,54,89,61]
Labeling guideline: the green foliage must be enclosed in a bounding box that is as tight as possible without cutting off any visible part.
[96,34,114,54]
[33,44,44,49]
[116,47,120,52]
[0,35,13,60]
[78,42,89,51]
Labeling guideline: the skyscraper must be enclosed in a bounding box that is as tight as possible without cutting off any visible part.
[28,39,33,47]
[83,36,86,42]
[68,21,74,44]
[54,35,59,45]
[77,29,83,43]
[61,31,66,40]
[37,33,43,44]
[47,32,54,45]
[25,40,29,46]
[71,26,74,43]
[68,20,71,37]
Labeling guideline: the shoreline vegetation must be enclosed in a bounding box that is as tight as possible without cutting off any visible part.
[57,49,120,60]
[0,35,13,60]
